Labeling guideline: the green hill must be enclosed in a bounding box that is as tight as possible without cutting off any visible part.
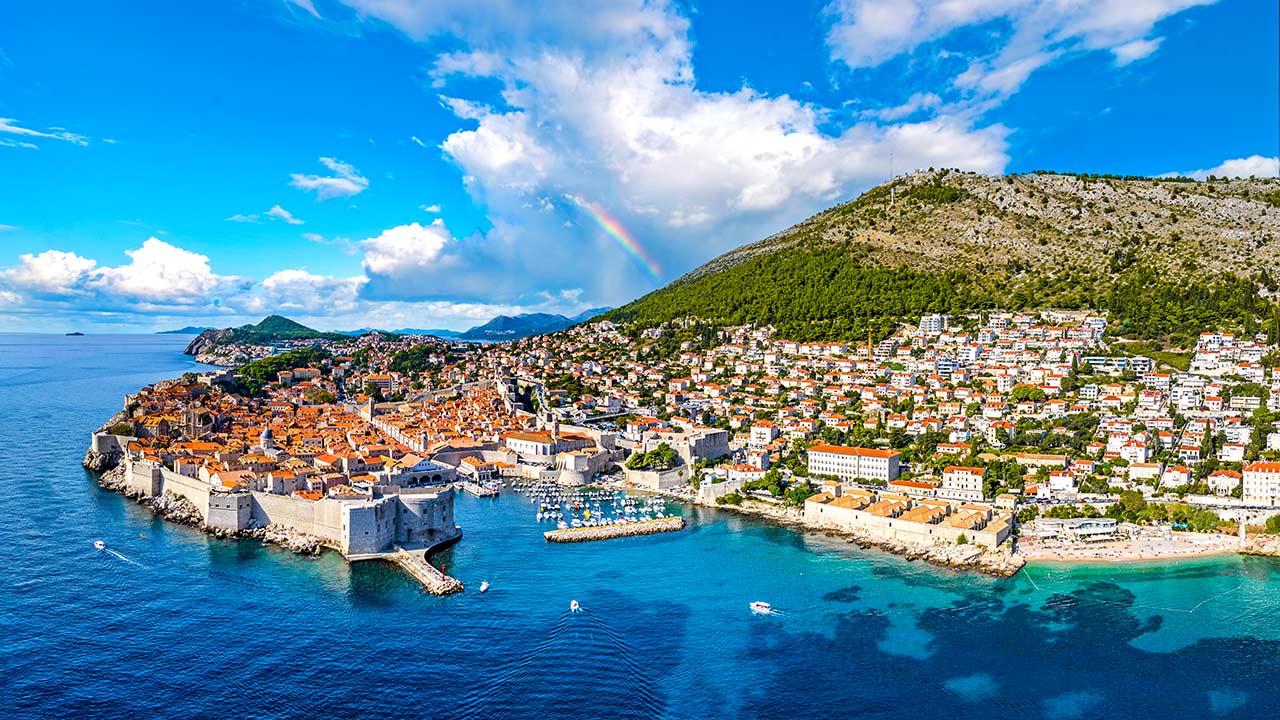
[608,170,1280,345]
[183,315,345,355]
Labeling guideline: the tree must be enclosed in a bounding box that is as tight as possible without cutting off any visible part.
[304,387,336,405]
[1266,514,1280,534]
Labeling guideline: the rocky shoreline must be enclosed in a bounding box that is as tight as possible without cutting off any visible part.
[95,465,329,556]
[1239,534,1280,558]
[705,498,1026,577]
[83,447,122,473]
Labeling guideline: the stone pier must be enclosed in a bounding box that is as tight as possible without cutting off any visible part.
[388,547,464,595]
[544,515,685,543]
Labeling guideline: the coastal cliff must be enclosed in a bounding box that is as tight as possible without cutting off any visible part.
[183,327,232,355]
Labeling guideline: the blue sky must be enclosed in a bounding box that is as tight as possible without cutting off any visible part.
[0,0,1276,332]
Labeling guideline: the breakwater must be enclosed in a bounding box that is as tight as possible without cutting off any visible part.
[544,515,685,542]
[390,548,464,595]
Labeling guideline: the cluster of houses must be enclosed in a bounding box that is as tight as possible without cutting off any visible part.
[122,306,1280,556]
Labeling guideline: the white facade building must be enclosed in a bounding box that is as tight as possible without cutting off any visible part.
[806,444,901,482]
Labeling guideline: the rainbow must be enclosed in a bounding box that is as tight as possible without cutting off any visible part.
[573,197,662,281]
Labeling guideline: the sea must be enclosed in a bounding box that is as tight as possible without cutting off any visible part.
[2,332,1279,719]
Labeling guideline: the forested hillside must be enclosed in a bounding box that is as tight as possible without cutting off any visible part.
[608,170,1280,344]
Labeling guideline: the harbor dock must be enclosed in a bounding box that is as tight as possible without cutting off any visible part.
[462,482,499,497]
[544,515,685,543]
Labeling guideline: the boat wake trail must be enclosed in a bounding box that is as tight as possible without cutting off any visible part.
[103,548,146,568]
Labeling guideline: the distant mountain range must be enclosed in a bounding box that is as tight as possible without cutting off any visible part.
[335,328,461,338]
[158,326,215,335]
[186,306,613,355]
[335,307,612,341]
[456,307,612,341]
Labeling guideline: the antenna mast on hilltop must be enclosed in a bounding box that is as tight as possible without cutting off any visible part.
[889,151,895,206]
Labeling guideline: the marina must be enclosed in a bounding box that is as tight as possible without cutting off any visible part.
[462,481,500,498]
[544,515,685,542]
[511,481,679,530]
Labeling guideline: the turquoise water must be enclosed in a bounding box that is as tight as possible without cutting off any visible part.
[3,333,1279,718]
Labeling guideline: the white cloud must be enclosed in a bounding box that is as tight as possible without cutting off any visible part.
[359,220,461,298]
[290,156,369,200]
[257,269,364,313]
[0,236,593,331]
[420,203,442,213]
[1112,36,1163,65]
[1170,155,1280,181]
[0,117,89,148]
[2,249,99,296]
[863,92,942,121]
[1,238,250,309]
[0,138,39,149]
[0,224,17,231]
[331,0,1006,304]
[266,204,305,224]
[286,0,322,18]
[824,0,1216,99]
[227,205,305,225]
[410,135,426,147]
[89,238,249,304]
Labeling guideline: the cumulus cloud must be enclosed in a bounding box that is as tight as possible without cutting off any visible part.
[0,237,592,330]
[1169,155,1280,181]
[2,249,99,297]
[825,0,1215,100]
[329,0,1008,304]
[357,219,502,300]
[0,117,89,148]
[256,269,364,313]
[290,156,369,200]
[1,238,250,310]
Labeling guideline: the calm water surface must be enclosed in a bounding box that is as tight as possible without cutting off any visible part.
[2,333,1279,719]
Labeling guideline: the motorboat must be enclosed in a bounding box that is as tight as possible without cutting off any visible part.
[749,601,772,615]
[93,540,106,551]
[570,599,581,613]
[479,581,490,593]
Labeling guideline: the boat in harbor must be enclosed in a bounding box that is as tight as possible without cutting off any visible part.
[479,581,490,593]
[749,601,772,615]
[93,540,105,551]
[570,599,581,612]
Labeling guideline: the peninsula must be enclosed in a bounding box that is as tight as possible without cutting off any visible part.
[86,172,1280,583]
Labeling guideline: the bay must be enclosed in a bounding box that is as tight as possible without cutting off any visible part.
[2,333,1277,719]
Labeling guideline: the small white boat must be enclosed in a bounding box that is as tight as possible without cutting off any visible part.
[749,601,772,615]
[479,581,490,593]
[570,599,581,613]
[93,540,106,551]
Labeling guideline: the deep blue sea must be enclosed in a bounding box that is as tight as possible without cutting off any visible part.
[3,333,1280,719]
